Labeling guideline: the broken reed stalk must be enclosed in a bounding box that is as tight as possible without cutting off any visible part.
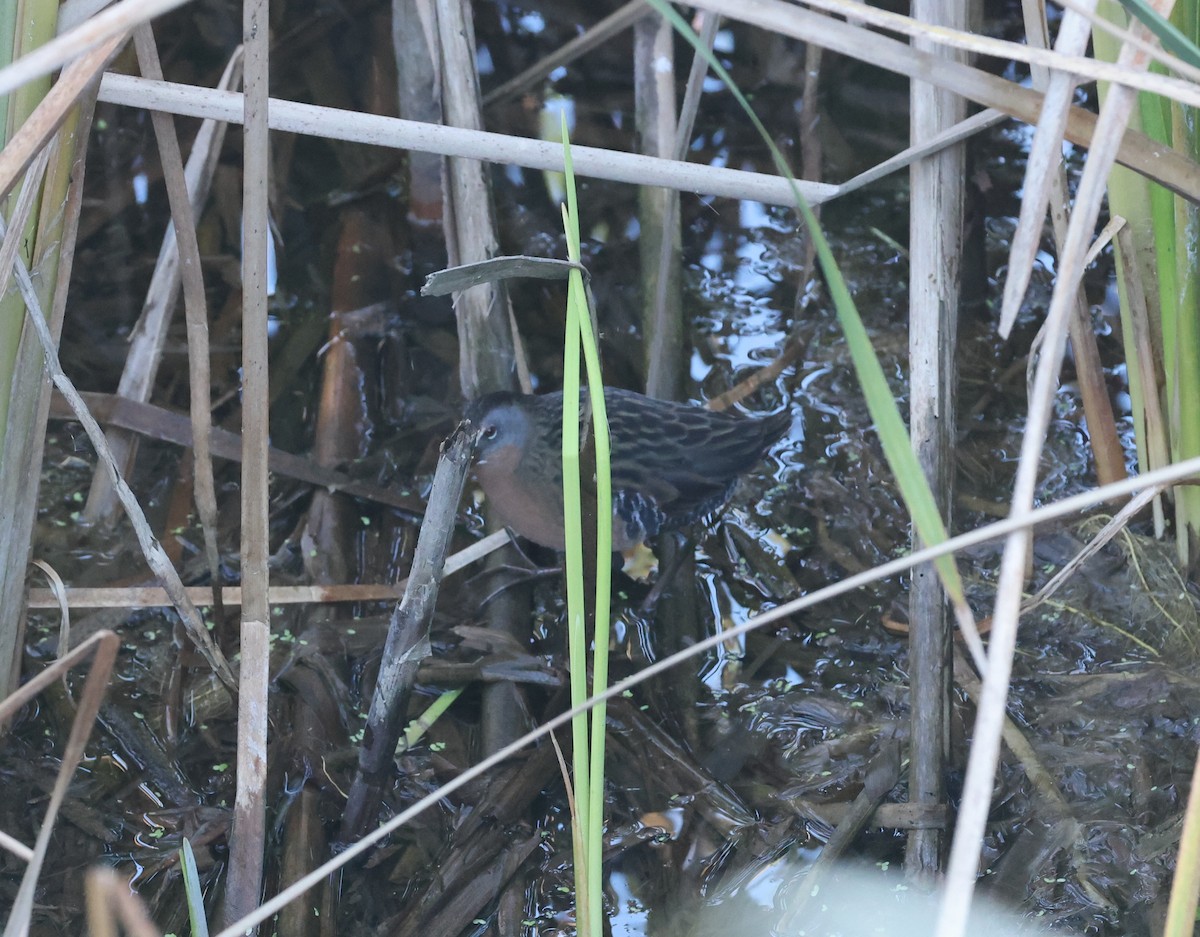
[340,422,476,840]
[433,0,530,757]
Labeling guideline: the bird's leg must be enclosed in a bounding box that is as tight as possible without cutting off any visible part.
[472,556,563,611]
[503,528,544,570]
[638,531,696,614]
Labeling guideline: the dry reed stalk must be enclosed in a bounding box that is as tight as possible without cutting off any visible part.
[1020,486,1163,614]
[636,11,683,401]
[796,0,1200,97]
[125,24,223,622]
[1117,223,1170,535]
[96,73,838,206]
[0,32,122,201]
[48,389,424,512]
[82,45,240,532]
[999,2,1096,333]
[224,0,271,925]
[906,0,966,881]
[25,534,508,610]
[429,0,531,756]
[3,199,238,679]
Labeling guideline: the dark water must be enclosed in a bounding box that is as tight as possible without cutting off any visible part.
[5,2,1198,935]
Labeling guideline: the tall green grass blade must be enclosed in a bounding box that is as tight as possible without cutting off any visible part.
[560,113,612,937]
[645,0,968,609]
[560,155,591,934]
[1169,2,1200,564]
[0,0,56,460]
[1100,1,1200,562]
[180,838,210,937]
[1116,0,1200,69]
[562,138,613,937]
[1158,0,1200,919]
[1163,747,1200,935]
[0,0,17,144]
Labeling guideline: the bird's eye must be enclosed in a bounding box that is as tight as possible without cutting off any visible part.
[482,425,498,440]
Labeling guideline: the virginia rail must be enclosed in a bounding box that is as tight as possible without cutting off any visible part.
[465,387,789,550]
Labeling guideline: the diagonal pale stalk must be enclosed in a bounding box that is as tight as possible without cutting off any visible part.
[1009,0,1127,489]
[0,0,188,97]
[97,72,837,208]
[0,32,124,202]
[559,117,612,937]
[675,0,1200,197]
[999,0,1097,335]
[776,0,1200,100]
[938,4,1179,935]
[483,2,652,107]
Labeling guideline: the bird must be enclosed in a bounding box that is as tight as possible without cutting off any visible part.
[464,387,790,551]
